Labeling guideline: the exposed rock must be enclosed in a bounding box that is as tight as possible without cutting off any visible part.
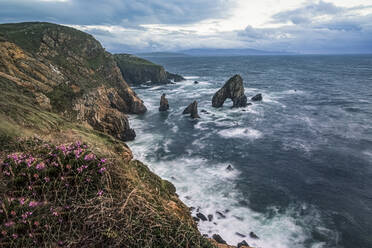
[159,93,169,111]
[34,92,52,110]
[114,53,185,85]
[193,217,200,222]
[194,81,199,84]
[237,240,250,248]
[235,232,246,238]
[226,165,234,171]
[74,86,136,141]
[208,239,236,248]
[249,232,259,239]
[212,234,227,245]
[183,101,200,119]
[0,23,146,141]
[167,72,185,82]
[196,213,208,221]
[251,93,262,101]
[216,211,226,219]
[212,74,248,108]
[208,214,213,221]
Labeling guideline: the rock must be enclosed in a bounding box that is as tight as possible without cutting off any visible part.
[237,240,250,248]
[159,93,169,111]
[216,211,226,219]
[193,217,200,222]
[34,92,52,110]
[226,165,234,171]
[182,101,200,119]
[235,232,246,238]
[208,214,213,221]
[212,234,227,245]
[251,93,262,101]
[167,72,185,82]
[196,213,208,221]
[74,86,137,141]
[114,54,185,85]
[249,232,259,239]
[194,81,199,84]
[212,75,248,108]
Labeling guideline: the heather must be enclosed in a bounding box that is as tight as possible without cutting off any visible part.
[0,138,213,247]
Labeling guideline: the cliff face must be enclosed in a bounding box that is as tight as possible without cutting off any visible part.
[0,22,146,141]
[114,53,184,85]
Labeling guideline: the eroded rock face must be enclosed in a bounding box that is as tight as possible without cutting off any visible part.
[212,75,248,108]
[0,23,147,142]
[74,86,136,141]
[159,93,169,112]
[251,93,262,101]
[183,101,200,119]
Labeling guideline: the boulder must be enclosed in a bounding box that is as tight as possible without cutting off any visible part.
[212,75,248,108]
[196,213,208,221]
[235,232,246,238]
[194,81,199,84]
[237,240,250,248]
[212,234,227,245]
[251,93,262,101]
[208,214,213,221]
[249,232,259,239]
[226,165,234,171]
[216,211,226,219]
[159,93,169,111]
[183,101,200,119]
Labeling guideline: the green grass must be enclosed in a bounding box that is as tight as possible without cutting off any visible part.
[114,54,162,67]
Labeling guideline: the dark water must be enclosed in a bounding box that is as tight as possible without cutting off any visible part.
[127,55,372,248]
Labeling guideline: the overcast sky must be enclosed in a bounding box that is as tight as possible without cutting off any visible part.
[0,0,371,54]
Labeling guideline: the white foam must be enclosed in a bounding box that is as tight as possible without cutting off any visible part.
[218,127,263,140]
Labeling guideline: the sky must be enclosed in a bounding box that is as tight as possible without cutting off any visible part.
[0,0,371,54]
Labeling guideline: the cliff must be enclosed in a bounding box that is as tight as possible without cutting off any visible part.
[0,22,146,141]
[114,53,185,85]
[0,22,214,247]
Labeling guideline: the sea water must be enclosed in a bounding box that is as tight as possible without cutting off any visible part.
[127,55,372,248]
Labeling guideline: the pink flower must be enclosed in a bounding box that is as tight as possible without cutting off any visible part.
[36,162,45,170]
[84,153,95,161]
[29,201,38,207]
[19,198,25,205]
[1,230,7,236]
[100,158,106,163]
[10,211,16,216]
[44,177,50,182]
[98,167,106,174]
[66,164,71,169]
[5,221,14,227]
[33,173,39,179]
[52,211,58,216]
[97,190,103,196]
[34,221,39,226]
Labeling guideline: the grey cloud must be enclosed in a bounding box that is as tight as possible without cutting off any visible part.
[272,1,344,24]
[0,0,236,25]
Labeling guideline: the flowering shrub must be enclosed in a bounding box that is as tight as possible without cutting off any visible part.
[0,141,107,247]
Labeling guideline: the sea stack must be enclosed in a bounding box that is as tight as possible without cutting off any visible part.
[159,93,169,111]
[212,74,247,108]
[251,93,263,101]
[183,101,200,119]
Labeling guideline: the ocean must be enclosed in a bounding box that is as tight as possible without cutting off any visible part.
[127,55,372,248]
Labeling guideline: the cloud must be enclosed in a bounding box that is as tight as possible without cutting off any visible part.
[0,0,236,25]
[272,1,343,25]
[0,0,371,53]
